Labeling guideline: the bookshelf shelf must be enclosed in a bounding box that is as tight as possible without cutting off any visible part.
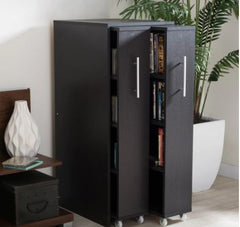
[111,169,118,174]
[150,166,164,173]
[111,122,118,128]
[111,75,118,80]
[151,119,165,127]
[55,19,194,226]
[150,73,165,80]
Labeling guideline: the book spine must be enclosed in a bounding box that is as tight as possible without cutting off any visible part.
[161,82,165,120]
[25,160,43,170]
[153,82,156,119]
[112,97,114,122]
[114,142,118,169]
[158,128,164,166]
[158,35,164,74]
[112,49,117,75]
[3,160,43,170]
[112,96,118,123]
[153,34,158,73]
[158,82,162,121]
[115,97,118,123]
[150,33,154,73]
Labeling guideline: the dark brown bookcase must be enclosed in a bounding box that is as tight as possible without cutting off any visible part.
[0,89,73,227]
[54,19,195,227]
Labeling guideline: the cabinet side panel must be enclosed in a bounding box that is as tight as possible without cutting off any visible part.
[54,22,110,226]
[164,29,195,216]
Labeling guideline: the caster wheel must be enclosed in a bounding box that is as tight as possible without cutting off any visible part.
[137,215,144,224]
[180,213,187,221]
[115,220,123,227]
[159,218,167,226]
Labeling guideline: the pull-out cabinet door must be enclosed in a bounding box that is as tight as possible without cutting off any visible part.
[114,26,150,218]
[164,27,195,217]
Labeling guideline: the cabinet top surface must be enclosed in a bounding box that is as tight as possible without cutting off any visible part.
[54,18,174,27]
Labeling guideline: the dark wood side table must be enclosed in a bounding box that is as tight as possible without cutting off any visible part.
[0,89,74,227]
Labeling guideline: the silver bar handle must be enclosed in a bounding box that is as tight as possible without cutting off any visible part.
[136,57,140,99]
[183,56,187,97]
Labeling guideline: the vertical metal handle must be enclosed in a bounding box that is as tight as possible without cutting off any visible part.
[183,56,187,97]
[136,57,140,99]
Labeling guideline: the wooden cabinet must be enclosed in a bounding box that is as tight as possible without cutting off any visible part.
[54,19,194,227]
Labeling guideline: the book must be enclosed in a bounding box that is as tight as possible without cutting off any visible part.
[150,33,154,73]
[158,82,162,120]
[161,82,165,120]
[158,35,165,73]
[112,96,118,123]
[3,160,43,171]
[153,34,158,73]
[114,142,118,169]
[153,81,156,119]
[2,156,39,167]
[158,128,164,166]
[112,49,117,75]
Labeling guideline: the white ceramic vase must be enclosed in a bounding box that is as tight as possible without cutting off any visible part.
[192,118,225,192]
[4,100,40,157]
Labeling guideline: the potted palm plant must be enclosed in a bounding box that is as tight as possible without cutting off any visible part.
[119,0,239,192]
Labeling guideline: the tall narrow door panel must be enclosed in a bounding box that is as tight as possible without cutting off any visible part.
[54,22,111,226]
[164,27,195,217]
[116,26,150,218]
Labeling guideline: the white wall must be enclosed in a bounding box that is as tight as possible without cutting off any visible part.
[109,0,131,18]
[0,0,130,174]
[204,15,239,175]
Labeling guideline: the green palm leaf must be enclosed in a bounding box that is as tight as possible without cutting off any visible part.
[119,0,194,24]
[197,0,238,46]
[155,0,194,25]
[119,0,157,20]
[208,50,239,81]
[195,45,210,77]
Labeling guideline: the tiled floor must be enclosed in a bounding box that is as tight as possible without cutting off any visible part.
[67,176,238,227]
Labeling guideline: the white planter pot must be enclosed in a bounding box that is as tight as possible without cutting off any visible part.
[4,100,40,157]
[192,118,225,192]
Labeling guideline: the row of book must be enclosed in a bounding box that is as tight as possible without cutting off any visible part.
[155,128,164,167]
[152,81,165,120]
[150,33,165,74]
[112,96,118,123]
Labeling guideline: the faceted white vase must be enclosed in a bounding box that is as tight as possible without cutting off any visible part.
[4,100,40,157]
